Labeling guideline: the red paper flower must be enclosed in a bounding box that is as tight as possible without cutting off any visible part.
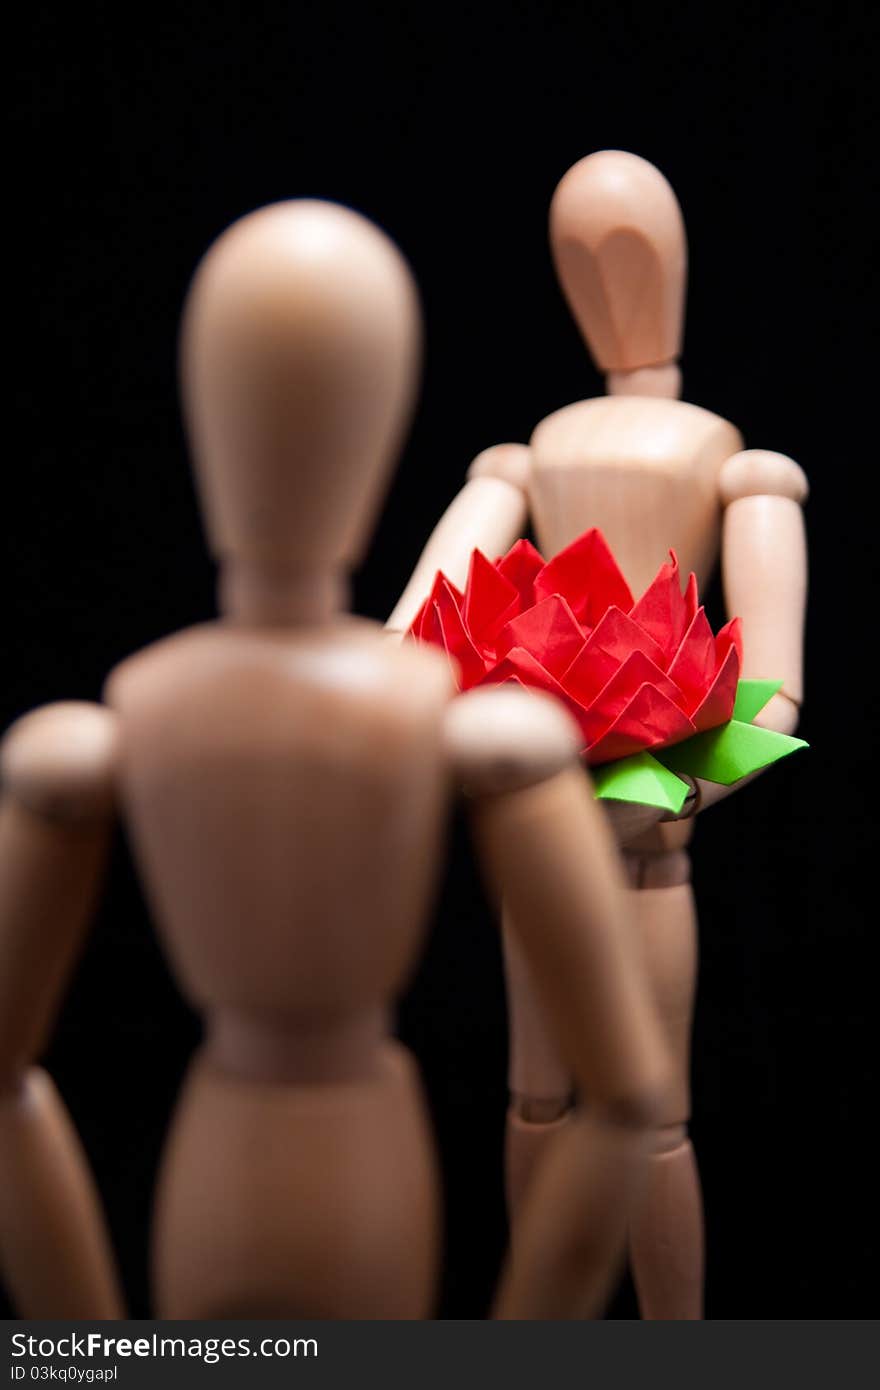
[408,529,743,766]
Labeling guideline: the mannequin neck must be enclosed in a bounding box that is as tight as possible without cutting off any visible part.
[219,561,348,627]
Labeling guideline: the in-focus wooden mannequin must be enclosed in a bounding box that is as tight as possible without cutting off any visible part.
[0,198,669,1318]
[388,151,808,1318]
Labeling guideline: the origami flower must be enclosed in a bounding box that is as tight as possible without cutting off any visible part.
[409,529,806,813]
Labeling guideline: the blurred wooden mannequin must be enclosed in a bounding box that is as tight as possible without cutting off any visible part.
[0,199,669,1318]
[388,151,808,1319]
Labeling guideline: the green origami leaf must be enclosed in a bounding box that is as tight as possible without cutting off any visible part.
[656,719,807,786]
[593,751,691,815]
[733,678,783,724]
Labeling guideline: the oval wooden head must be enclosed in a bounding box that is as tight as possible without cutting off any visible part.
[549,151,687,375]
[180,201,422,594]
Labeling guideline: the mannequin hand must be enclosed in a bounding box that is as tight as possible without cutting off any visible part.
[752,691,800,736]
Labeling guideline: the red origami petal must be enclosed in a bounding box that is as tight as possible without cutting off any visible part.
[586,683,697,766]
[479,646,589,735]
[561,605,667,709]
[496,595,586,678]
[691,643,740,732]
[579,648,686,746]
[628,551,689,662]
[443,577,465,607]
[715,616,744,667]
[409,592,431,640]
[431,580,486,690]
[417,595,445,650]
[409,570,463,641]
[667,607,718,715]
[533,528,634,628]
[463,549,520,647]
[495,538,546,611]
[683,571,699,627]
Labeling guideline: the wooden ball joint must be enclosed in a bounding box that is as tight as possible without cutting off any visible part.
[0,200,669,1319]
[389,151,808,1319]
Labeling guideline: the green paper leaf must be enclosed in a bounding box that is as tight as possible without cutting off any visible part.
[656,719,807,785]
[593,752,691,814]
[733,678,783,724]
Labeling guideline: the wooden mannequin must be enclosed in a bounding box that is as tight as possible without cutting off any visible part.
[388,151,808,1319]
[0,199,670,1318]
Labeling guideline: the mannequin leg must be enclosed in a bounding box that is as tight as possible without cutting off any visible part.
[623,838,703,1320]
[501,911,573,1220]
[501,912,648,1319]
[495,1107,649,1320]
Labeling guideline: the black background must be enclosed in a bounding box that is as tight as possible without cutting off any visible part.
[7,1,877,1318]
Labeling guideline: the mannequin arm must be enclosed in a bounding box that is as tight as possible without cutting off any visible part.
[0,703,125,1317]
[386,444,530,633]
[687,450,808,814]
[445,688,669,1318]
